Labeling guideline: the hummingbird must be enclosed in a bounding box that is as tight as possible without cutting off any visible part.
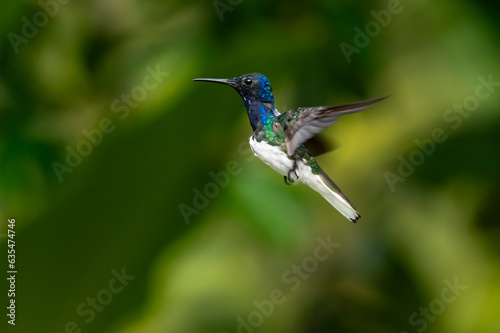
[193,73,386,222]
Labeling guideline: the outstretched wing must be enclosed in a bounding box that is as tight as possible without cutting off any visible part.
[279,96,387,156]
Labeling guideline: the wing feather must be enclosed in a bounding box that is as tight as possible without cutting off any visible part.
[281,96,387,156]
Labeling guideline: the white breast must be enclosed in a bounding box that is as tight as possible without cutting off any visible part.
[249,136,296,178]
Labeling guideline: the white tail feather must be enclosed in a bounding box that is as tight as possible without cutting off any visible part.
[301,169,360,222]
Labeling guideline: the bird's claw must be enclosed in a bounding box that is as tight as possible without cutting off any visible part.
[284,162,299,185]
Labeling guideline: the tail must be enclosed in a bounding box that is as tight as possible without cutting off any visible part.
[304,170,360,222]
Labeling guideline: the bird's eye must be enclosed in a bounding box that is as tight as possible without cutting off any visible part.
[243,78,253,85]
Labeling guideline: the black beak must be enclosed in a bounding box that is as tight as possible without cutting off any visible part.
[192,77,238,88]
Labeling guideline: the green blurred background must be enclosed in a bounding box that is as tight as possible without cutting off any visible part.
[1,0,500,332]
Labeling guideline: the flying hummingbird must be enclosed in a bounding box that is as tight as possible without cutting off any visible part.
[193,73,386,222]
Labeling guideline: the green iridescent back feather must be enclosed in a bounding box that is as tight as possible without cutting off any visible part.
[253,116,321,175]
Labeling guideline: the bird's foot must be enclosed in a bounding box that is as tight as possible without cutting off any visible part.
[285,162,299,184]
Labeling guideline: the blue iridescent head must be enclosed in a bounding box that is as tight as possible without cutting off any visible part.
[193,73,276,130]
[234,73,274,105]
